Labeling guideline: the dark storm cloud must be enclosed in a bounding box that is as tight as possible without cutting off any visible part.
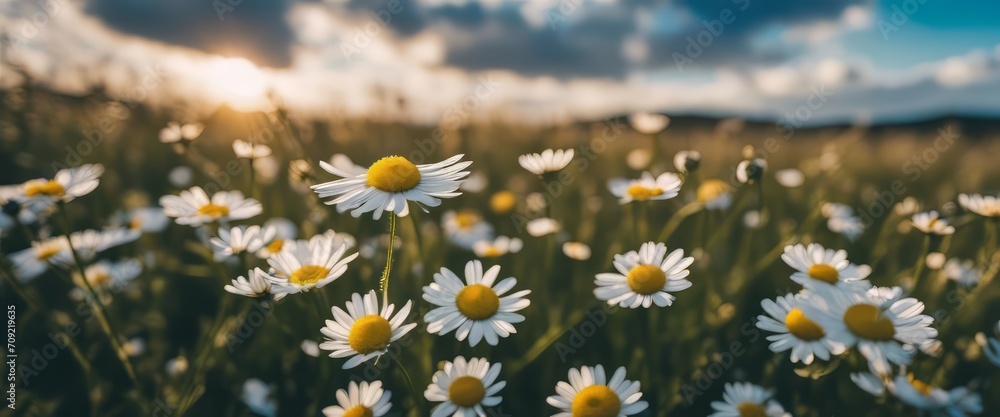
[83,0,296,67]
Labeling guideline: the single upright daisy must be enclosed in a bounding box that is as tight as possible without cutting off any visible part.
[708,382,790,417]
[518,149,575,175]
[224,268,272,298]
[312,154,471,219]
[546,365,648,417]
[594,241,693,309]
[210,225,276,261]
[472,236,522,258]
[159,122,204,143]
[323,380,392,417]
[755,293,846,364]
[629,111,670,135]
[673,150,701,173]
[17,164,104,212]
[424,356,505,417]
[958,193,1000,217]
[800,285,938,375]
[160,186,263,227]
[265,232,358,299]
[319,290,416,369]
[697,179,733,210]
[608,171,682,205]
[911,211,955,235]
[442,209,495,250]
[780,243,872,290]
[233,139,273,159]
[943,258,979,288]
[423,260,531,347]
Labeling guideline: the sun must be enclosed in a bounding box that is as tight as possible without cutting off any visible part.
[204,56,270,111]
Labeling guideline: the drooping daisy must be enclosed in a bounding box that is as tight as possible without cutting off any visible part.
[879,371,984,417]
[755,293,846,364]
[673,150,701,173]
[424,356,505,417]
[800,285,938,375]
[736,158,767,184]
[708,382,791,417]
[423,261,531,347]
[442,209,494,250]
[160,186,263,227]
[159,121,204,143]
[781,243,872,290]
[546,364,648,417]
[225,268,272,298]
[958,193,1000,217]
[8,237,70,281]
[608,171,682,205]
[910,211,955,235]
[697,179,733,210]
[265,232,359,299]
[323,380,392,417]
[312,154,471,220]
[16,164,104,212]
[822,202,865,241]
[319,290,416,369]
[943,258,979,287]
[210,225,276,261]
[232,139,273,159]
[518,149,574,175]
[472,236,523,258]
[629,111,670,135]
[594,242,693,309]
[526,217,561,237]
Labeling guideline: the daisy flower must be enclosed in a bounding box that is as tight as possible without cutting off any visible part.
[546,364,648,417]
[255,217,299,259]
[958,193,1000,217]
[8,237,70,281]
[781,243,872,290]
[708,382,791,417]
[697,179,733,210]
[70,227,142,261]
[159,122,204,143]
[562,242,592,260]
[224,268,272,298]
[323,380,392,417]
[594,242,693,309]
[17,164,104,211]
[232,139,273,159]
[424,356,505,417]
[319,290,416,369]
[800,285,938,375]
[911,211,955,235]
[755,293,846,364]
[442,209,494,250]
[241,378,277,417]
[629,111,670,134]
[265,232,359,299]
[822,202,865,241]
[943,258,979,288]
[74,259,143,292]
[210,225,276,261]
[608,172,682,204]
[979,321,1000,367]
[526,217,560,237]
[472,236,522,258]
[423,261,531,347]
[736,158,767,184]
[160,186,262,227]
[489,191,518,214]
[774,169,804,188]
[851,372,887,396]
[518,149,574,175]
[312,154,471,220]
[673,150,701,173]
[126,207,169,233]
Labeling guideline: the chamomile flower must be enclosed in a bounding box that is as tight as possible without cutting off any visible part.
[232,139,273,159]
[608,171,682,204]
[323,380,392,417]
[943,258,979,287]
[546,365,648,417]
[224,268,272,298]
[851,372,887,396]
[518,149,574,175]
[697,179,733,210]
[979,321,1000,367]
[781,243,872,290]
[210,225,276,261]
[774,169,804,188]
[958,193,1000,217]
[255,217,298,259]
[158,122,204,143]
[265,232,359,299]
[755,293,846,364]
[424,356,505,417]
[736,158,767,184]
[562,242,592,260]
[69,228,141,262]
[319,290,416,369]
[800,285,938,375]
[17,164,104,212]
[472,236,522,258]
[126,207,169,233]
[708,382,790,417]
[822,203,866,241]
[73,259,143,292]
[911,211,955,235]
[526,217,560,237]
[673,150,701,173]
[442,209,494,250]
[312,154,471,220]
[160,186,262,227]
[594,242,693,309]
[489,191,518,214]
[423,261,531,347]
[629,111,670,134]
[9,237,70,281]
[241,378,277,417]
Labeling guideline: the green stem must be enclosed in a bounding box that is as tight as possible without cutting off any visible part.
[912,234,930,291]
[380,212,398,306]
[390,354,423,414]
[307,290,331,417]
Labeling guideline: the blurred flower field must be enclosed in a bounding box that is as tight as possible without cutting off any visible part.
[2,89,1000,417]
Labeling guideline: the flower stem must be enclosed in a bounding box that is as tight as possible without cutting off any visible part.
[912,234,931,291]
[390,353,423,413]
[380,212,398,306]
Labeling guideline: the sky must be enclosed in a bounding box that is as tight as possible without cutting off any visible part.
[1,0,1000,125]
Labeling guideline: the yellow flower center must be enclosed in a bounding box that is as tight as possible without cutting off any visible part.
[129,218,142,230]
[455,284,500,320]
[265,239,284,253]
[88,272,112,286]
[449,376,486,408]
[342,405,373,417]
[571,385,620,417]
[23,179,65,197]
[908,373,933,396]
[627,264,666,295]
[35,245,62,261]
[784,308,825,340]
[737,402,767,417]
[490,191,517,214]
[807,264,839,284]
[697,180,729,203]
[366,156,421,192]
[481,246,501,257]
[927,218,939,229]
[289,265,330,286]
[626,184,663,201]
[197,203,230,218]
[843,304,896,341]
[348,315,392,355]
[455,211,480,230]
